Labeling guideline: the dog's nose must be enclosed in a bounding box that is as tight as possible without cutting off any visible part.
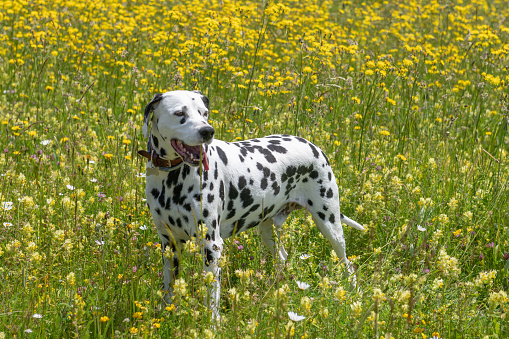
[199,126,215,141]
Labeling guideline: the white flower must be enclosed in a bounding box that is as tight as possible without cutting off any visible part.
[288,311,305,322]
[417,225,426,232]
[2,202,13,210]
[3,222,13,227]
[33,313,43,319]
[299,253,310,260]
[90,178,98,183]
[136,172,146,178]
[139,225,148,230]
[24,329,33,333]
[89,160,95,164]
[95,240,105,246]
[66,185,75,190]
[296,281,310,290]
[40,140,51,146]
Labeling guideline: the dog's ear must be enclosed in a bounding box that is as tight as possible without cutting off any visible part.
[143,93,163,138]
[193,90,209,109]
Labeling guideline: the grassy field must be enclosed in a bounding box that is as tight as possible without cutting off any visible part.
[1,0,509,337]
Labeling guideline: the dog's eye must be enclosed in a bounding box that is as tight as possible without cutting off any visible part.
[203,112,209,118]
[174,111,184,117]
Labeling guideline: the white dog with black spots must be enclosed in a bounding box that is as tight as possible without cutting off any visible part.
[139,90,364,317]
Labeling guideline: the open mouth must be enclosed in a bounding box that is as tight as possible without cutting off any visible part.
[171,139,209,170]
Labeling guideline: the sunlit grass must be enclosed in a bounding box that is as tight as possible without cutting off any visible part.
[1,0,508,337]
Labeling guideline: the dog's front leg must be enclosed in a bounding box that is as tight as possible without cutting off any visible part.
[161,240,181,305]
[203,235,223,319]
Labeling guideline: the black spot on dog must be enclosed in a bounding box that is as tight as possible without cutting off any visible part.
[176,218,182,228]
[310,170,319,179]
[214,165,219,180]
[212,220,217,229]
[209,182,214,190]
[180,117,186,124]
[240,188,254,208]
[329,214,335,223]
[308,143,320,158]
[328,172,332,181]
[216,146,228,165]
[261,178,268,190]
[207,194,215,203]
[155,208,161,215]
[158,184,166,207]
[317,211,326,220]
[307,199,313,206]
[151,188,160,199]
[267,144,287,154]
[326,188,334,199]
[272,182,280,195]
[323,205,329,211]
[226,209,236,220]
[219,181,225,200]
[183,203,191,212]
[152,135,159,148]
[238,176,247,190]
[229,183,238,200]
[160,147,167,157]
[239,155,245,162]
[166,167,182,187]
[320,187,326,197]
[168,215,175,225]
[260,149,277,163]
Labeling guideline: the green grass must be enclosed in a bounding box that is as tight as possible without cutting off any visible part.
[0,0,508,338]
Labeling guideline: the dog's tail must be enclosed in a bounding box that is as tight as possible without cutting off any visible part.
[340,213,364,231]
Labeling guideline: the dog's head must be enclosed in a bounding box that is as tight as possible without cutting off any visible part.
[143,90,214,167]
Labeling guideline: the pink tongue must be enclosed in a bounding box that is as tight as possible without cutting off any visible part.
[201,147,209,171]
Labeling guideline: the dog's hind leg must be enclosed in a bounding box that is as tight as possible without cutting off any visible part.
[307,203,357,285]
[258,219,288,263]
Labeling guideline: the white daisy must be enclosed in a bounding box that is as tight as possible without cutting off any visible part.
[33,313,43,319]
[40,140,51,146]
[288,311,305,322]
[66,185,75,190]
[25,329,33,333]
[3,222,13,227]
[139,225,148,230]
[417,225,426,232]
[136,172,146,178]
[299,253,310,260]
[95,240,105,246]
[296,281,310,290]
[89,160,95,164]
[90,178,98,183]
[2,201,13,210]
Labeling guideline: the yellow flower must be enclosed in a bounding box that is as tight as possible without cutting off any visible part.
[100,316,109,322]
[129,327,138,334]
[46,86,54,91]
[122,139,131,145]
[104,154,113,160]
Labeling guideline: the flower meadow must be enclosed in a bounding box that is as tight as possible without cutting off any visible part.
[1,0,509,337]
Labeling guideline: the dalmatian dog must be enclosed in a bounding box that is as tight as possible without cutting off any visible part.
[139,90,364,316]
